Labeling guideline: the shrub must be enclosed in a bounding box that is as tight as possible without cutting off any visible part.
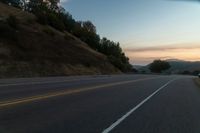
[6,15,18,29]
[47,13,65,31]
[149,60,171,73]
[0,21,17,41]
[43,27,55,36]
[35,12,48,25]
[64,33,75,40]
[26,18,35,24]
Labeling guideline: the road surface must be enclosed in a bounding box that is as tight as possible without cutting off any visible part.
[0,74,200,133]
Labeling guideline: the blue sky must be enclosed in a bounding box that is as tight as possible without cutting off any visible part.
[62,0,200,65]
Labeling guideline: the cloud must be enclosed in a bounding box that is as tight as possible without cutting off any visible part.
[124,44,200,52]
[124,44,200,65]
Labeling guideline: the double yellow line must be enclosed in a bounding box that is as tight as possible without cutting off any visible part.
[0,77,161,108]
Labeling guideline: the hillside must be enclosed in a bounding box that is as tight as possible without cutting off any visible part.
[138,59,200,74]
[0,3,120,78]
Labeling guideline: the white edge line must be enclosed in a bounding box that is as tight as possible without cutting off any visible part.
[102,78,176,133]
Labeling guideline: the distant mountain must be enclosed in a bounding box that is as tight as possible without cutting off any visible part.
[133,65,144,69]
[139,59,200,74]
[166,60,200,74]
[165,59,185,62]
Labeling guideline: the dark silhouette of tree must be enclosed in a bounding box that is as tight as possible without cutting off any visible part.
[73,21,100,50]
[192,70,200,76]
[82,21,96,33]
[98,38,132,72]
[48,0,59,11]
[1,0,23,7]
[149,60,171,73]
[58,9,76,32]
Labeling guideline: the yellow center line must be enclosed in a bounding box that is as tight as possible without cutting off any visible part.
[0,77,111,87]
[0,77,162,108]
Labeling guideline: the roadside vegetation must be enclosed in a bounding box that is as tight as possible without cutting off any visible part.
[149,60,171,73]
[0,2,121,78]
[0,0,132,72]
[194,78,200,88]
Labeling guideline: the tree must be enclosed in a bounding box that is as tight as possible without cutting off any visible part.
[98,38,132,72]
[58,10,76,32]
[48,0,60,11]
[73,21,100,49]
[149,60,171,73]
[2,0,23,7]
[82,21,96,33]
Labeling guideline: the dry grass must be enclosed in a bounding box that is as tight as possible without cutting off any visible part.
[0,2,36,23]
[0,2,120,78]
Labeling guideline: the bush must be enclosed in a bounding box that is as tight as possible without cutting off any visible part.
[0,21,17,41]
[6,15,18,29]
[108,55,123,70]
[47,13,65,31]
[149,60,171,73]
[64,33,75,40]
[26,18,35,24]
[36,12,48,25]
[43,27,55,36]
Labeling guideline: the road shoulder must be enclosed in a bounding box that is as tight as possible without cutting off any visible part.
[194,78,200,88]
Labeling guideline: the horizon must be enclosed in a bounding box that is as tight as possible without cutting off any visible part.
[133,58,200,66]
[62,0,200,65]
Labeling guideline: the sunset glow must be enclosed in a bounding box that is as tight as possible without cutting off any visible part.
[125,45,200,65]
[63,0,200,65]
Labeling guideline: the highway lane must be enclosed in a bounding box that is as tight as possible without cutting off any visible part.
[0,75,199,133]
[111,76,200,133]
[0,75,160,102]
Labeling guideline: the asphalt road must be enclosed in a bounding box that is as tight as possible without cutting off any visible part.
[0,74,200,133]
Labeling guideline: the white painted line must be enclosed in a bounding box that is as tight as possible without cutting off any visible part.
[102,78,176,133]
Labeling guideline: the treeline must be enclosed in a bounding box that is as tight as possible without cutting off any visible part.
[1,0,132,72]
[179,70,200,76]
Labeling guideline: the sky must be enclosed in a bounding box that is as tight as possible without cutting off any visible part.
[61,0,200,65]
